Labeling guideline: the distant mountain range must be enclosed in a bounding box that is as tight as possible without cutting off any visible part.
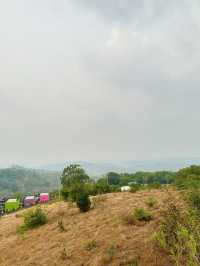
[38,158,200,176]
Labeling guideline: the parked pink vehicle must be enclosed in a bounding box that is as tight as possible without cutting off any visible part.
[39,193,49,203]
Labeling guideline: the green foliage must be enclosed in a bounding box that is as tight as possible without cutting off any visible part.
[0,165,59,196]
[130,184,141,193]
[95,178,111,194]
[84,180,120,196]
[188,190,200,211]
[61,164,89,187]
[123,208,153,224]
[76,191,91,212]
[49,190,61,201]
[14,192,24,201]
[129,171,175,185]
[153,203,200,266]
[176,165,200,189]
[107,172,120,185]
[100,170,175,188]
[21,207,47,230]
[61,187,69,201]
[69,185,87,202]
[133,208,152,221]
[145,197,158,208]
[146,183,162,189]
[61,164,90,203]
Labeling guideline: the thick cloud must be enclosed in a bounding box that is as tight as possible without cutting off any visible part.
[0,0,200,166]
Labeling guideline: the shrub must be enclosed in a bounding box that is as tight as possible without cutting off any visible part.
[153,203,200,266]
[123,208,152,225]
[110,185,121,192]
[50,190,61,201]
[61,187,69,201]
[154,204,182,248]
[145,197,158,208]
[95,182,111,194]
[147,183,162,189]
[62,184,88,203]
[76,191,91,212]
[122,208,152,225]
[133,208,152,221]
[188,190,200,211]
[22,207,47,230]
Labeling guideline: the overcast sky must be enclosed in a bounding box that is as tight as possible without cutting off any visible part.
[0,0,200,166]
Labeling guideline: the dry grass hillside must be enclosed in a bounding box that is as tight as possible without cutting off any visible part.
[0,189,182,266]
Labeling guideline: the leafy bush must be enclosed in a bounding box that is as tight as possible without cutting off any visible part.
[145,197,158,208]
[133,208,152,221]
[50,190,61,201]
[110,185,121,193]
[122,208,152,225]
[153,203,200,266]
[188,190,200,211]
[61,187,69,201]
[22,207,47,230]
[62,183,88,202]
[95,181,111,194]
[76,191,91,212]
[146,183,162,189]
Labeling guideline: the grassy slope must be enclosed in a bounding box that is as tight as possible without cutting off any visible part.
[0,189,182,266]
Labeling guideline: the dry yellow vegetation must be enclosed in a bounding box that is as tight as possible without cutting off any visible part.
[0,189,181,266]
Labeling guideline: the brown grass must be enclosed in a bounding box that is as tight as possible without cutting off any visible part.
[0,188,182,266]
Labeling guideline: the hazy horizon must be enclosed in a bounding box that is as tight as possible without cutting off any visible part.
[1,0,200,165]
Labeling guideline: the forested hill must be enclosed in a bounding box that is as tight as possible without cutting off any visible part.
[0,166,60,196]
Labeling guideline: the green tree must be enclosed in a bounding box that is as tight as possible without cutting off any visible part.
[176,165,200,189]
[107,172,120,185]
[96,177,111,194]
[14,192,24,201]
[61,164,90,202]
[61,164,89,187]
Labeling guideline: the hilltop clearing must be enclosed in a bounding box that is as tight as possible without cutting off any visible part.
[0,189,182,266]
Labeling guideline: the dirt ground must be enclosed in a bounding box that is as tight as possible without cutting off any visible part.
[0,188,181,266]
